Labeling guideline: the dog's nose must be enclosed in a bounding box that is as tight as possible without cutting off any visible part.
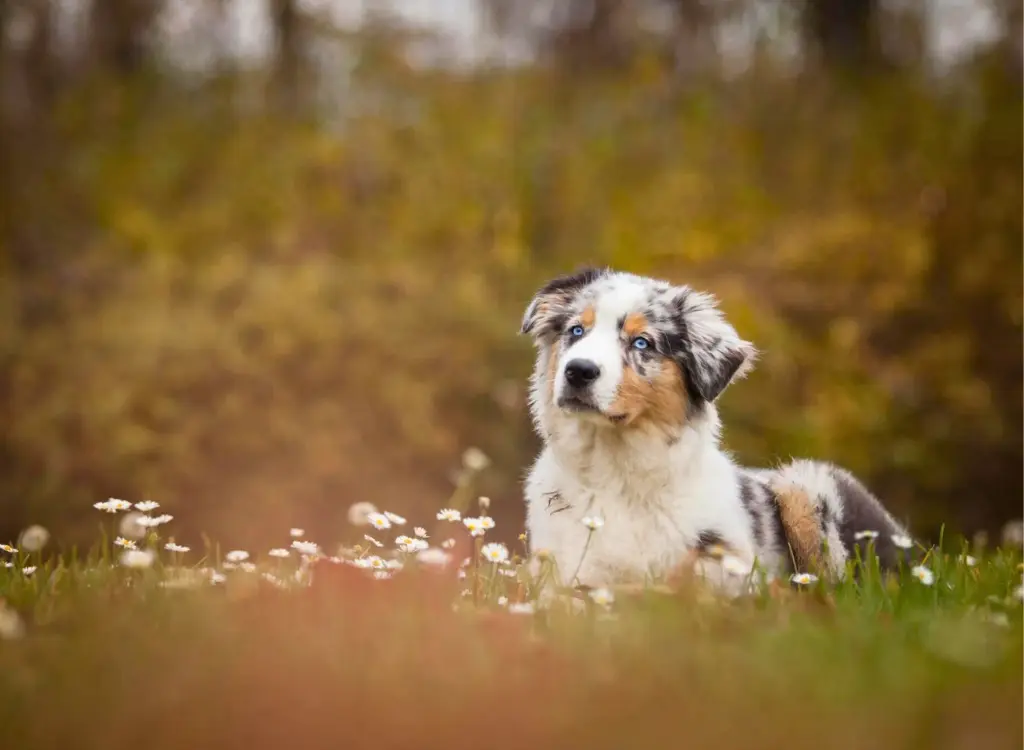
[564,359,601,388]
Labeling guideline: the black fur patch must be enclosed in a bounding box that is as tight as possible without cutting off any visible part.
[830,468,905,570]
[738,473,765,548]
[695,529,724,552]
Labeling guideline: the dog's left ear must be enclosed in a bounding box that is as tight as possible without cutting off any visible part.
[668,287,758,404]
[520,267,607,339]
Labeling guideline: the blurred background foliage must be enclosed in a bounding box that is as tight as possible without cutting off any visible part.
[1,0,1020,551]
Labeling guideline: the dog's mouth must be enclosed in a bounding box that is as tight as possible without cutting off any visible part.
[557,396,628,424]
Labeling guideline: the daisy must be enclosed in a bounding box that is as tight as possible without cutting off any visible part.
[366,556,386,570]
[588,588,615,606]
[854,530,879,541]
[384,511,407,525]
[138,514,174,528]
[891,534,914,550]
[291,540,320,557]
[911,566,935,586]
[363,535,384,548]
[289,528,304,538]
[240,562,257,573]
[478,517,495,530]
[22,566,37,576]
[134,501,160,513]
[268,548,290,558]
[463,517,485,536]
[224,550,250,563]
[399,537,428,553]
[581,516,604,531]
[414,527,428,538]
[481,543,509,564]
[94,498,131,513]
[209,571,226,585]
[790,572,818,586]
[0,544,16,554]
[437,509,461,522]
[367,513,392,531]
[499,568,517,578]
[164,542,190,553]
[114,537,137,549]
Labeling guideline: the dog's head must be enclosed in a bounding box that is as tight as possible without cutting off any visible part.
[520,268,757,433]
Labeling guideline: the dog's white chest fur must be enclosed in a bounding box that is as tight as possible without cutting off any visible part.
[525,421,759,587]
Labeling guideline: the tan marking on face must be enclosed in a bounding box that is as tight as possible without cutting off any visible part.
[609,361,688,431]
[621,311,648,339]
[771,482,824,575]
[579,305,596,329]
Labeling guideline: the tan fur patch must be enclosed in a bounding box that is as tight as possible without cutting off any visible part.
[771,483,824,574]
[579,305,596,329]
[621,312,647,339]
[610,362,688,431]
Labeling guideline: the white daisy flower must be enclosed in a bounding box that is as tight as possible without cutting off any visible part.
[119,550,154,569]
[367,513,392,531]
[114,537,137,549]
[397,537,428,553]
[958,554,977,567]
[441,538,456,549]
[790,572,819,586]
[209,571,226,584]
[437,509,461,522]
[240,562,257,573]
[164,542,190,553]
[463,517,485,536]
[366,556,386,570]
[17,525,50,553]
[911,566,935,586]
[384,511,406,525]
[134,501,160,513]
[588,587,615,606]
[0,544,16,554]
[363,535,384,548]
[478,517,495,530]
[268,548,290,558]
[481,543,509,564]
[891,534,914,550]
[224,550,250,563]
[508,602,536,615]
[94,498,132,513]
[581,516,604,531]
[21,566,37,576]
[416,548,452,568]
[137,514,174,528]
[291,540,320,557]
[854,530,879,541]
[499,568,517,578]
[461,447,491,472]
[347,502,379,527]
[414,527,428,538]
[289,528,304,538]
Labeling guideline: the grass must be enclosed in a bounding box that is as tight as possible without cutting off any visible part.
[1,498,1022,750]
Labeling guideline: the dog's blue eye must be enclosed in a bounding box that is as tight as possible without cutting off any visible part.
[632,337,650,351]
[570,325,585,338]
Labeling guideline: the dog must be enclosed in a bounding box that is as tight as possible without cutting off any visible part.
[519,267,911,595]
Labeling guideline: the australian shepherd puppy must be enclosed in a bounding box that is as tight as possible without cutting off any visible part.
[520,267,911,594]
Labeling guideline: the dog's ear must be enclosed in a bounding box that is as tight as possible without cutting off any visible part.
[667,286,757,404]
[520,267,606,338]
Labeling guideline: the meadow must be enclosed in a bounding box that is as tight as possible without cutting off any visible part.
[2,475,1021,750]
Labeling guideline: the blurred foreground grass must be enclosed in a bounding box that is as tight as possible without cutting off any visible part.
[1,499,1021,750]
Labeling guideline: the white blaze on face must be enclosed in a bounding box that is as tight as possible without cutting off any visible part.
[554,280,648,412]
